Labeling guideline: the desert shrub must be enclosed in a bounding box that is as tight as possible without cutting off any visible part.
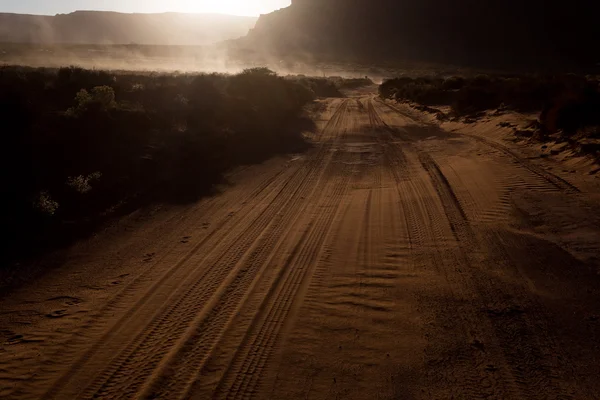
[66,172,102,194]
[0,65,315,265]
[288,76,342,97]
[380,77,451,106]
[551,86,600,134]
[90,86,117,109]
[452,85,500,115]
[33,192,59,216]
[380,74,600,122]
[379,77,414,99]
[442,76,466,90]
[66,86,117,115]
[332,77,374,89]
[472,74,492,87]
[288,75,373,98]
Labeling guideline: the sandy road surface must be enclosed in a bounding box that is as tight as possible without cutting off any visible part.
[2,89,600,399]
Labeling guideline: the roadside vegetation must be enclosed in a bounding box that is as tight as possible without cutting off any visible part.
[287,76,373,97]
[1,65,317,265]
[380,74,600,155]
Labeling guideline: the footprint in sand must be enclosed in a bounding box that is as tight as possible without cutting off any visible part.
[43,296,85,319]
[4,333,44,345]
[181,236,192,244]
[46,309,68,319]
[6,334,24,345]
[47,296,82,306]
[143,253,156,262]
[82,284,103,291]
[110,273,132,286]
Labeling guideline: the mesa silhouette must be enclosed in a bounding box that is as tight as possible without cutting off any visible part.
[0,11,257,45]
[243,0,600,69]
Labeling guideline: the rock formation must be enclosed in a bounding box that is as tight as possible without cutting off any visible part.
[244,0,600,69]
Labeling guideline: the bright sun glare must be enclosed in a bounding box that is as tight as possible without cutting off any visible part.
[172,0,287,16]
[0,0,292,17]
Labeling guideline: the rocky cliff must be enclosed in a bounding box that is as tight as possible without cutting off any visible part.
[0,11,257,46]
[245,0,600,69]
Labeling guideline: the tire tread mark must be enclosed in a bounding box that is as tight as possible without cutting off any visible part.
[40,167,294,400]
[207,102,354,400]
[216,169,352,400]
[46,98,350,399]
[370,98,553,399]
[127,99,350,400]
[87,162,327,398]
[375,98,581,194]
[48,164,305,400]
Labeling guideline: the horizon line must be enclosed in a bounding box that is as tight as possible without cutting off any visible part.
[0,9,265,18]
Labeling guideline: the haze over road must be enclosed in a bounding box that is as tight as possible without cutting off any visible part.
[1,87,600,399]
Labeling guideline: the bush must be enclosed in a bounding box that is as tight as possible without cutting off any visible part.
[332,77,374,89]
[67,86,117,115]
[452,85,499,115]
[33,191,59,216]
[288,76,342,98]
[442,76,466,90]
[379,74,600,123]
[287,76,373,98]
[66,172,102,194]
[0,66,315,265]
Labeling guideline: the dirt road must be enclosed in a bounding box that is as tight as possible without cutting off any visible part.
[2,90,600,399]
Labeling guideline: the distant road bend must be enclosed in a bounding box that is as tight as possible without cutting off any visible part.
[2,88,600,399]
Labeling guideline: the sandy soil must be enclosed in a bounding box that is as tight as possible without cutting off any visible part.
[1,88,600,399]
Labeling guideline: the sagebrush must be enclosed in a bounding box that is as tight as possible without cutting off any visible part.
[0,66,316,264]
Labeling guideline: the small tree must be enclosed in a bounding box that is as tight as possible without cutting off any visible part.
[34,191,59,216]
[91,86,117,109]
[66,85,117,116]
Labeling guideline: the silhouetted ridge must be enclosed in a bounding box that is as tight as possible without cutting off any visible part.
[0,11,257,45]
[246,0,600,69]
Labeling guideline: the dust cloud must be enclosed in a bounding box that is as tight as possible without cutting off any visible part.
[0,42,395,79]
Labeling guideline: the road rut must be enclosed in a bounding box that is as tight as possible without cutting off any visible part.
[1,91,600,400]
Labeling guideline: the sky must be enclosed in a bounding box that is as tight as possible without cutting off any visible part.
[0,0,292,16]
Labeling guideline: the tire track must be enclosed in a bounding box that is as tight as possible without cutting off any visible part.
[369,98,515,398]
[139,164,333,399]
[370,98,549,398]
[227,100,393,399]
[371,98,580,399]
[193,102,356,400]
[6,91,593,400]
[46,163,306,400]
[464,133,580,193]
[213,165,352,400]
[366,99,409,181]
[42,100,352,400]
[375,98,580,194]
[402,177,515,399]
[417,152,469,224]
[9,164,292,399]
[319,99,349,140]
[96,99,349,400]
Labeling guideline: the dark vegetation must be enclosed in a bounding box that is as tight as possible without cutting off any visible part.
[1,65,316,266]
[331,77,374,90]
[287,76,373,97]
[380,74,600,158]
[249,0,600,70]
[380,75,600,129]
